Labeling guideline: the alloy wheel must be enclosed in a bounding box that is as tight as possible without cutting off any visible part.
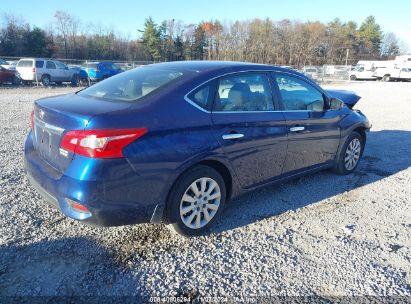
[179,177,221,229]
[344,138,361,170]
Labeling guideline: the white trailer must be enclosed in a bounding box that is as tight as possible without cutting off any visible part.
[374,64,411,82]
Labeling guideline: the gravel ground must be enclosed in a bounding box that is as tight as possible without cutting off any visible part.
[0,83,410,300]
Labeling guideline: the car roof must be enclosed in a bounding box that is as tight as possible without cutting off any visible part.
[145,60,301,75]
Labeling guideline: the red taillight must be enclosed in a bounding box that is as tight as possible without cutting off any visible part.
[30,110,34,129]
[60,128,147,158]
[32,67,36,73]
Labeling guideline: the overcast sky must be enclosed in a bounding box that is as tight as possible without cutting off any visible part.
[2,0,410,49]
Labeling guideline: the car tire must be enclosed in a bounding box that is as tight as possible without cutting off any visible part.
[382,75,391,82]
[349,75,357,81]
[41,75,51,86]
[166,165,226,237]
[12,76,21,85]
[333,131,364,175]
[71,75,79,87]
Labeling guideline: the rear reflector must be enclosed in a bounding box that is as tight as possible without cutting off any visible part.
[66,198,92,219]
[60,128,147,158]
[67,200,90,213]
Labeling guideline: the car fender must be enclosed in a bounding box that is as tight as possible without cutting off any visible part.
[335,110,371,163]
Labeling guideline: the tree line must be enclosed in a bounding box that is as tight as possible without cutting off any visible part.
[0,12,407,67]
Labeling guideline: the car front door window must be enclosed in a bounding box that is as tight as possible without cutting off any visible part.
[275,75,325,112]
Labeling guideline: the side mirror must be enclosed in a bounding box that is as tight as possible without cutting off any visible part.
[329,97,344,110]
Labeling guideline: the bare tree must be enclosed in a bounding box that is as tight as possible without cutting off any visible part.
[54,10,74,58]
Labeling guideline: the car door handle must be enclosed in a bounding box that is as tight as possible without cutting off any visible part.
[290,126,305,132]
[222,133,244,140]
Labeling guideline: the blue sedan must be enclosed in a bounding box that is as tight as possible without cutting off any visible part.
[24,61,371,236]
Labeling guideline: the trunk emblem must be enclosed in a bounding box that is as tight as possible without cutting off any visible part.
[39,109,45,120]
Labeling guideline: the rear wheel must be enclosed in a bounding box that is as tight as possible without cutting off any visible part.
[166,165,226,237]
[334,131,363,175]
[71,74,79,87]
[41,75,51,86]
[349,75,357,81]
[382,75,391,82]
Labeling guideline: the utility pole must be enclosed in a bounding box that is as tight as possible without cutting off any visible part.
[345,48,349,66]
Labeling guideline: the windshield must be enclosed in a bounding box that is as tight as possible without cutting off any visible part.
[78,66,185,102]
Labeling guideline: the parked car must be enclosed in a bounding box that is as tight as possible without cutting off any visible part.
[81,62,122,81]
[0,66,21,85]
[68,65,89,85]
[24,61,370,236]
[373,65,411,82]
[0,58,12,69]
[302,66,322,81]
[16,58,80,86]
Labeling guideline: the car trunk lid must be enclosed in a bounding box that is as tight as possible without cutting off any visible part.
[33,93,133,172]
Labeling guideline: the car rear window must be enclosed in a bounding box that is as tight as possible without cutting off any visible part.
[17,60,34,68]
[36,60,44,68]
[78,66,185,102]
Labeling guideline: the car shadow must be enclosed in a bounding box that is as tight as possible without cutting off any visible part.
[209,129,411,234]
[0,236,147,300]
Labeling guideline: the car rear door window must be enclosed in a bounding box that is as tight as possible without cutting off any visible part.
[275,74,325,111]
[46,61,56,69]
[213,73,274,112]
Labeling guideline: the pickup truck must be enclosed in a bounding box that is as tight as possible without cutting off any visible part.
[374,66,411,82]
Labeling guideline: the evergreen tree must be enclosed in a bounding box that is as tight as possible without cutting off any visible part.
[358,16,382,58]
[140,17,161,61]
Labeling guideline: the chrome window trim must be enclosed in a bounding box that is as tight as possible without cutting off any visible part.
[183,69,327,114]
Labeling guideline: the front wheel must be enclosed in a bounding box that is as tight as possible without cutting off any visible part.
[349,75,357,81]
[12,76,21,85]
[382,75,391,82]
[166,165,226,237]
[334,131,364,175]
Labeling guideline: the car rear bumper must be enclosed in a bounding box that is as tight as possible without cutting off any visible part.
[24,132,163,227]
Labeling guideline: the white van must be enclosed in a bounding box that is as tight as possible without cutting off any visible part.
[16,58,79,86]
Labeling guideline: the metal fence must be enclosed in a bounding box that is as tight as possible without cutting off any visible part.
[299,65,354,83]
[0,56,154,70]
[1,56,356,86]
